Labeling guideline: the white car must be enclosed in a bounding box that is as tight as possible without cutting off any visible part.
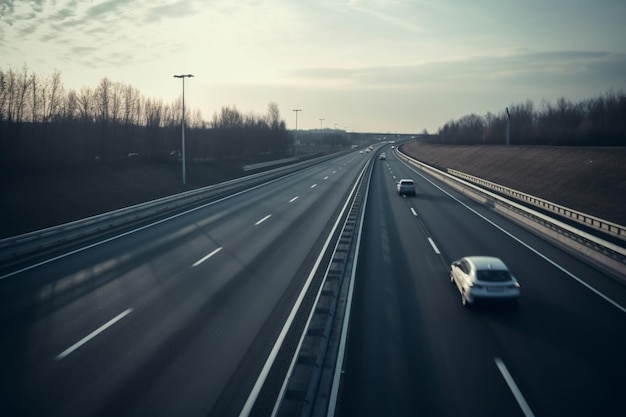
[450,256,520,308]
[396,179,416,196]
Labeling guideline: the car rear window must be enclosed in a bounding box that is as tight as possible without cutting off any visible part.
[477,270,511,282]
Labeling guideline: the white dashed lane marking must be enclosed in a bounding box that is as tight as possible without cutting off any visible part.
[495,358,536,417]
[193,247,223,267]
[56,309,133,360]
[427,238,441,255]
[255,215,272,226]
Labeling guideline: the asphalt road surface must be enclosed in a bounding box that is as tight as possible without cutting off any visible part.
[2,146,625,417]
[0,151,369,417]
[338,147,626,417]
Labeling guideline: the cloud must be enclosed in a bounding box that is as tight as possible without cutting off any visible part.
[84,0,129,20]
[143,0,199,23]
[0,0,46,24]
[50,4,77,22]
[287,50,626,92]
[333,0,427,34]
[16,20,38,36]
[70,45,99,55]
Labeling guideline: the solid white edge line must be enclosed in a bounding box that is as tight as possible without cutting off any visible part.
[495,358,536,417]
[403,161,626,313]
[192,247,223,267]
[238,164,367,417]
[255,215,272,226]
[428,237,441,255]
[56,308,132,360]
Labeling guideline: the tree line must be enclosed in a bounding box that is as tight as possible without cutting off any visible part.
[0,66,292,169]
[437,90,626,146]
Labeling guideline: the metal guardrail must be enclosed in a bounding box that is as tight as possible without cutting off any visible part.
[243,157,300,171]
[0,153,341,266]
[273,157,373,417]
[394,148,626,281]
[447,168,626,242]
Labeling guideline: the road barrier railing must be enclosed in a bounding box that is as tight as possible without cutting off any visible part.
[395,148,626,282]
[0,153,341,268]
[271,157,373,417]
[447,168,626,242]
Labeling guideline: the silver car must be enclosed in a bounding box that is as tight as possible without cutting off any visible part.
[450,256,520,308]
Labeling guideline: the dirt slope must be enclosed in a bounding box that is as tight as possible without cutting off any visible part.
[401,142,626,226]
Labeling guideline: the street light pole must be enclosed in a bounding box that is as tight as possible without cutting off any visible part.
[505,107,511,146]
[319,118,324,130]
[173,74,194,185]
[293,109,301,157]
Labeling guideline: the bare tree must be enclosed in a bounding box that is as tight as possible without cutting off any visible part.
[44,70,64,122]
[4,66,31,123]
[109,80,126,124]
[30,71,38,123]
[63,89,79,121]
[95,77,112,123]
[77,86,95,122]
[144,98,163,128]
[267,102,281,130]
[123,85,141,126]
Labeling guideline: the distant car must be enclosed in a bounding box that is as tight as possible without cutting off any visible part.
[379,153,386,160]
[396,179,415,196]
[450,256,520,308]
[360,150,364,154]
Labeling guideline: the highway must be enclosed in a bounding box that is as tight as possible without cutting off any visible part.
[337,147,626,417]
[1,145,625,417]
[0,151,368,417]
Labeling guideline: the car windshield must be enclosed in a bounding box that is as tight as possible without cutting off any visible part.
[476,269,511,282]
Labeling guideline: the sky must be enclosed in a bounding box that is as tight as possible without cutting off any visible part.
[1,0,625,133]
